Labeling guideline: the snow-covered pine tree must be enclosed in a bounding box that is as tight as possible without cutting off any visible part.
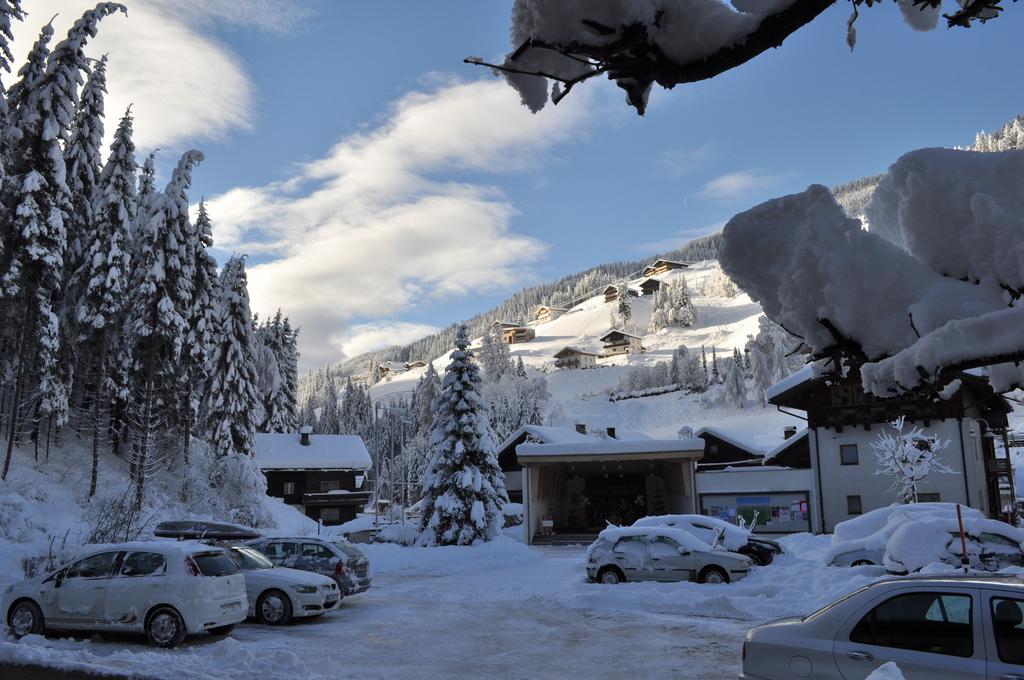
[75,105,135,496]
[670,346,687,384]
[723,357,747,408]
[319,372,340,434]
[411,361,440,437]
[667,279,696,327]
[205,255,261,460]
[1,18,50,160]
[683,352,709,393]
[279,316,300,430]
[256,310,295,433]
[133,152,157,245]
[617,290,632,330]
[711,348,720,384]
[419,325,508,546]
[479,326,511,382]
[0,1,23,80]
[701,345,708,376]
[648,287,668,333]
[747,341,771,408]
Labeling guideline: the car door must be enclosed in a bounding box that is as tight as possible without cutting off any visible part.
[50,551,121,627]
[262,540,299,567]
[295,542,336,576]
[833,588,986,680]
[647,537,695,582]
[983,590,1024,680]
[103,551,168,629]
[611,536,651,581]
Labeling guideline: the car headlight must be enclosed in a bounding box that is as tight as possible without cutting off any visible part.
[291,585,318,594]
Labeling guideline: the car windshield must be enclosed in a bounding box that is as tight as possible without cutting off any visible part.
[331,540,364,560]
[192,551,241,576]
[228,546,274,570]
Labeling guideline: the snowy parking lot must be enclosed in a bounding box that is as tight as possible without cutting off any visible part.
[0,534,888,679]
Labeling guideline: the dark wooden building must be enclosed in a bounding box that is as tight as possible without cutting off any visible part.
[255,429,373,526]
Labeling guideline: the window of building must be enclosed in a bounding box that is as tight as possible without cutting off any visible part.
[320,508,340,522]
[851,592,973,657]
[917,492,940,503]
[840,444,859,465]
[283,481,295,495]
[847,495,862,515]
[321,480,342,493]
[992,598,1024,664]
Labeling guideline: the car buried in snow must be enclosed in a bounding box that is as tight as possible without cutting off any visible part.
[246,536,372,597]
[2,541,247,648]
[586,525,754,585]
[632,514,783,566]
[741,574,1024,680]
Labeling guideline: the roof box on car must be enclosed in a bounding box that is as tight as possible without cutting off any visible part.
[154,520,261,541]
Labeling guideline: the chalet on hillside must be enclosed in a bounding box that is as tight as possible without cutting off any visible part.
[642,259,688,277]
[535,305,569,323]
[376,361,409,381]
[491,320,519,332]
[255,429,372,526]
[501,326,536,344]
[553,346,601,370]
[497,424,705,543]
[599,330,643,356]
[638,278,662,296]
[405,360,427,370]
[768,367,1014,532]
[603,285,622,303]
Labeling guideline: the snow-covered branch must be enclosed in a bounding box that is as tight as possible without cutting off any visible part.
[871,416,956,503]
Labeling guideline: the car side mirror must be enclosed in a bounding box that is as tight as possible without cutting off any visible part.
[678,548,690,556]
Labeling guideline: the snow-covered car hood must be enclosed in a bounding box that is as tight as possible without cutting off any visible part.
[240,566,335,589]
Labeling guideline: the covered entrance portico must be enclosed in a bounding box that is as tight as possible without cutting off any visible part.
[517,440,704,545]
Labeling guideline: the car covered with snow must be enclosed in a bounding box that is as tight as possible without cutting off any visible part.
[882,516,1024,574]
[741,574,1024,680]
[246,536,371,597]
[2,541,247,648]
[632,514,783,566]
[586,526,754,584]
[223,545,340,625]
[827,503,985,568]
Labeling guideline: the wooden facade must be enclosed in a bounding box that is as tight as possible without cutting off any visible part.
[599,330,643,357]
[553,347,600,370]
[501,326,536,344]
[535,306,569,323]
[642,259,688,277]
[603,285,621,303]
[262,468,370,526]
[638,278,662,296]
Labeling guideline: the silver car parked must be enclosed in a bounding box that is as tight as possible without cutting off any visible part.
[741,574,1024,679]
[586,526,754,585]
[247,536,371,597]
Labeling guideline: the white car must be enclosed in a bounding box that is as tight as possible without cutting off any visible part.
[742,574,1024,680]
[883,516,1024,574]
[2,541,247,648]
[224,546,340,625]
[632,514,783,566]
[827,503,986,567]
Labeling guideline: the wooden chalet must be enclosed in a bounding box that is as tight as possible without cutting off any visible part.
[535,305,569,323]
[599,330,643,356]
[553,346,601,370]
[603,285,622,303]
[642,259,688,277]
[638,278,662,296]
[501,326,536,344]
[255,429,372,526]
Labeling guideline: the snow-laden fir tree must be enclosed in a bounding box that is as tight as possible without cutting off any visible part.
[670,345,687,384]
[710,348,720,384]
[204,255,261,459]
[666,280,696,327]
[75,105,134,496]
[255,310,297,433]
[747,341,771,408]
[871,416,956,504]
[133,152,157,244]
[616,290,632,330]
[722,357,747,408]
[318,372,340,434]
[479,326,512,382]
[411,361,440,436]
[648,287,669,333]
[278,316,300,429]
[682,351,708,393]
[419,325,508,546]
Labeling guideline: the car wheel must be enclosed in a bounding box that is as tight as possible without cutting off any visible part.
[8,599,45,638]
[851,560,875,567]
[597,567,625,584]
[207,624,235,637]
[146,606,187,648]
[698,566,730,584]
[256,589,293,626]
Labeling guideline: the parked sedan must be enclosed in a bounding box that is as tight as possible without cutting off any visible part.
[741,574,1024,680]
[632,514,783,566]
[223,546,339,625]
[586,526,754,585]
[2,541,247,648]
[247,536,371,597]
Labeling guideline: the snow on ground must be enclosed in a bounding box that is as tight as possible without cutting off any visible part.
[0,531,893,680]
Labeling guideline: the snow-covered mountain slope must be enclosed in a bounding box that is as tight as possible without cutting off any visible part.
[371,260,803,449]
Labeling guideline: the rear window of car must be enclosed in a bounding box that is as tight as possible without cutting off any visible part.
[331,541,364,560]
[191,551,240,576]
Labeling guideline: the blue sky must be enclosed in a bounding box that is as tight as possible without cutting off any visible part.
[20,1,1024,369]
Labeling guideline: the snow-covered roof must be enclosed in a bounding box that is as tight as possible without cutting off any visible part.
[597,525,710,551]
[765,365,815,402]
[497,424,651,456]
[379,360,409,372]
[761,429,808,464]
[599,330,642,342]
[537,305,569,313]
[694,426,762,455]
[517,436,704,460]
[553,346,602,358]
[254,433,372,470]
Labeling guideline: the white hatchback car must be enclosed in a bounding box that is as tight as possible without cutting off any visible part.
[2,541,247,648]
[224,546,340,625]
[742,574,1024,680]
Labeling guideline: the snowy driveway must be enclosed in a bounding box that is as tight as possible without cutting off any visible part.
[0,536,881,679]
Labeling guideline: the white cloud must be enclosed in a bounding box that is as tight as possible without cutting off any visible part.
[208,78,591,369]
[633,221,726,253]
[334,322,441,360]
[700,170,787,202]
[12,0,258,150]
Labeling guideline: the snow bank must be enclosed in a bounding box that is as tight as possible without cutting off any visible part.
[362,536,540,577]
[867,662,906,680]
[832,503,982,544]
